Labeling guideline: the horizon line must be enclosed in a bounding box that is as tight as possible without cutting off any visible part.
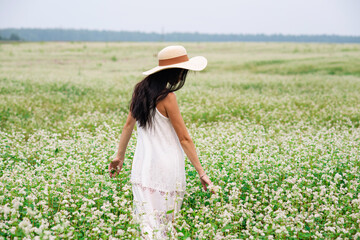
[1,27,360,38]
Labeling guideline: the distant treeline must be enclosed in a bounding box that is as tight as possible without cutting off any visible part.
[0,32,21,41]
[0,28,359,43]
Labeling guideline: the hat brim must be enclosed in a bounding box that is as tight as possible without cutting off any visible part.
[142,56,207,76]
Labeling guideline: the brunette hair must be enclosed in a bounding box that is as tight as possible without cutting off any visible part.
[130,68,188,128]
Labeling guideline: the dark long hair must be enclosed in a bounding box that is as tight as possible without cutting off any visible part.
[130,68,188,128]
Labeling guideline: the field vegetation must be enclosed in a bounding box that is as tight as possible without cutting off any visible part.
[0,42,359,239]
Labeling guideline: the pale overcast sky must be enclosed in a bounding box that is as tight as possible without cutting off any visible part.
[0,0,359,35]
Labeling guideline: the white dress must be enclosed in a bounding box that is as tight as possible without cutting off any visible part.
[130,107,186,239]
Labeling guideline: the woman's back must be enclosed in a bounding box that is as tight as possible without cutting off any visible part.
[130,105,187,195]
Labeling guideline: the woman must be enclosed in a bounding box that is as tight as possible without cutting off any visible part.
[108,45,214,239]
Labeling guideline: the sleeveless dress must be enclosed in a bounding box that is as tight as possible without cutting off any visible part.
[130,107,186,239]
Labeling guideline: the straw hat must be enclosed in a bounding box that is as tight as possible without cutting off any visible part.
[142,45,207,76]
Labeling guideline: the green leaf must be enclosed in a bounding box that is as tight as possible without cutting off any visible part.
[166,209,174,214]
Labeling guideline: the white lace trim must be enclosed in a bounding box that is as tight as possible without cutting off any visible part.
[131,181,185,197]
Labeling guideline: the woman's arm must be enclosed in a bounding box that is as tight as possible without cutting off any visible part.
[109,111,136,178]
[163,92,213,191]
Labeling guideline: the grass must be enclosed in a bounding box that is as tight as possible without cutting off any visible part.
[0,41,359,239]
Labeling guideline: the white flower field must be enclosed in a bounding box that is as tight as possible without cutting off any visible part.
[0,42,359,239]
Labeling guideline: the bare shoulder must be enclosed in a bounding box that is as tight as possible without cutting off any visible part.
[163,92,177,106]
[156,92,177,118]
[160,92,181,119]
[165,92,176,100]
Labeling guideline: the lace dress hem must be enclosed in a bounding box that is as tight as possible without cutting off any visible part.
[131,181,185,197]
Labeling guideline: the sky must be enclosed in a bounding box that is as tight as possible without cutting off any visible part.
[0,0,359,36]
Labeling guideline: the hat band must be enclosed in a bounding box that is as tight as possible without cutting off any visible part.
[159,55,189,66]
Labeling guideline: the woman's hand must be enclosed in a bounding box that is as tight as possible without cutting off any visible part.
[108,158,124,178]
[200,174,215,194]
